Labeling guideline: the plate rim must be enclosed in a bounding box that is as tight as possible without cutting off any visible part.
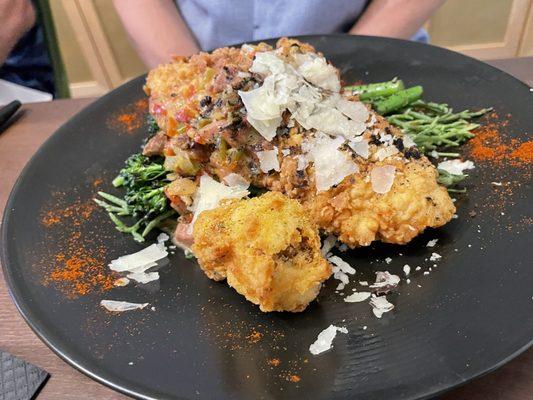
[2,34,532,400]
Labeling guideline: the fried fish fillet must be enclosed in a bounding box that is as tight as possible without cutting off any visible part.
[145,38,455,249]
[192,192,331,312]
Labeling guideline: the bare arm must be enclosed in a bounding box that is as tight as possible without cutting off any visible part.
[350,0,445,39]
[0,0,35,65]
[113,0,199,68]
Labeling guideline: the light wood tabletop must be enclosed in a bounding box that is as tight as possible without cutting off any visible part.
[1,56,532,399]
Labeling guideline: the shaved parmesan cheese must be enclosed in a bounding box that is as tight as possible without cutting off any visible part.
[371,165,396,194]
[328,255,356,275]
[281,149,290,156]
[296,155,309,171]
[238,83,280,121]
[321,235,337,256]
[426,239,438,247]
[437,159,475,175]
[344,291,371,303]
[328,255,355,291]
[190,175,249,224]
[127,271,160,284]
[256,148,280,173]
[309,325,347,355]
[403,265,411,276]
[375,146,399,161]
[336,99,369,123]
[304,133,358,192]
[250,51,286,75]
[109,244,167,272]
[157,232,169,244]
[370,271,400,293]
[402,135,416,148]
[223,173,250,188]
[100,300,149,312]
[294,53,340,92]
[305,107,366,138]
[114,277,130,287]
[246,115,282,141]
[348,139,370,159]
[430,252,442,261]
[239,49,369,141]
[369,295,394,318]
[385,257,392,264]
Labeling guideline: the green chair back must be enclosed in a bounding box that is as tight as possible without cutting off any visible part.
[35,0,70,98]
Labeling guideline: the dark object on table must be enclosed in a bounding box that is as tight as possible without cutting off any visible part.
[1,35,532,400]
[0,350,49,400]
[0,101,22,134]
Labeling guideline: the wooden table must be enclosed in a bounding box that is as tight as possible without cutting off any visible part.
[1,57,532,399]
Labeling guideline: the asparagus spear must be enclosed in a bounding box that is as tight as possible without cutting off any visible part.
[374,86,424,115]
[344,79,405,100]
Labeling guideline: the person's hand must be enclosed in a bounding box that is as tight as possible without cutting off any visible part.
[0,0,35,64]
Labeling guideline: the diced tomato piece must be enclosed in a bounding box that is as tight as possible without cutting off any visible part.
[151,102,166,116]
[176,108,192,123]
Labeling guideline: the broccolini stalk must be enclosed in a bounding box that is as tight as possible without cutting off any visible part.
[94,154,176,242]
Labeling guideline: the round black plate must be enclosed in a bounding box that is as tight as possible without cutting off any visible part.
[2,35,532,400]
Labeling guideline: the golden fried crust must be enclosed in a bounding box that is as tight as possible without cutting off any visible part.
[192,192,332,312]
[303,158,456,247]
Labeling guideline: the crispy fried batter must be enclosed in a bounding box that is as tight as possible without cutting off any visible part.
[303,159,455,247]
[192,192,331,312]
[146,38,455,249]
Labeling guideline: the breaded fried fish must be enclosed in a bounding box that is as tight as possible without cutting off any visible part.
[144,37,455,249]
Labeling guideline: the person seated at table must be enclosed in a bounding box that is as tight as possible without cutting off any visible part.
[114,0,445,68]
[0,0,55,95]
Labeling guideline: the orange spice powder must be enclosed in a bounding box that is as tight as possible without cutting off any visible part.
[41,200,94,227]
[40,197,115,298]
[268,358,281,367]
[511,141,533,163]
[107,99,148,134]
[48,248,114,298]
[246,329,263,343]
[288,374,301,383]
[468,115,532,167]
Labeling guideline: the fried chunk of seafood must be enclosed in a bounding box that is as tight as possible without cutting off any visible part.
[192,192,331,312]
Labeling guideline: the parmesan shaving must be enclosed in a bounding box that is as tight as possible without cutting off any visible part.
[223,173,250,188]
[370,165,396,194]
[344,292,371,303]
[309,325,347,355]
[256,148,280,173]
[437,159,475,175]
[100,300,149,312]
[109,244,167,273]
[348,139,370,159]
[190,175,249,224]
[369,295,394,318]
[303,133,358,192]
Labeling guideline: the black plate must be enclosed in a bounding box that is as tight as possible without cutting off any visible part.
[2,35,532,400]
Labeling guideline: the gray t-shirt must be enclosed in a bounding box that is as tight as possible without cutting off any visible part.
[176,0,428,50]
